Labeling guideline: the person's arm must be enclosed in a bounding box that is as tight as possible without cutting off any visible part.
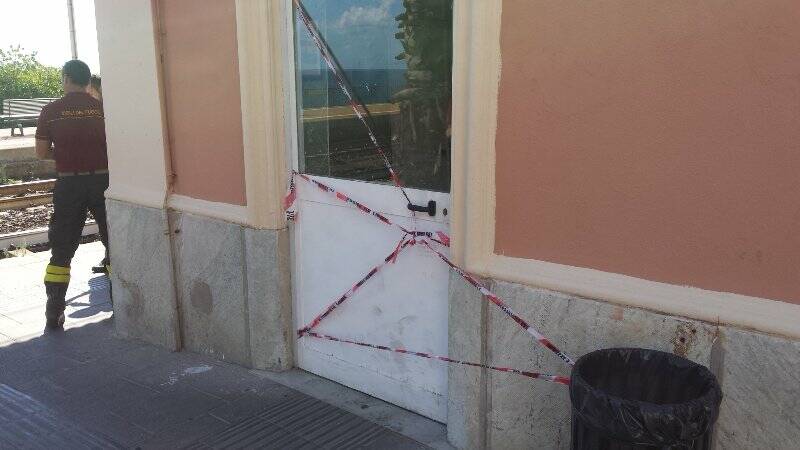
[34,105,54,160]
[35,139,55,160]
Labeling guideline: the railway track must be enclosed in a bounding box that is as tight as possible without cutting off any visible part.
[0,179,99,251]
[0,222,98,251]
[0,179,55,211]
[0,192,53,210]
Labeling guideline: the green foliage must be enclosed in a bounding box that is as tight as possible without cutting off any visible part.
[393,0,453,101]
[0,46,62,112]
[390,0,453,191]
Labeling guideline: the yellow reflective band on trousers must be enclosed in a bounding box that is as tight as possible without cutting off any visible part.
[44,264,71,283]
[46,264,71,275]
[44,273,70,283]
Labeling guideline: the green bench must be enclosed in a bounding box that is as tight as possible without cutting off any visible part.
[0,98,58,136]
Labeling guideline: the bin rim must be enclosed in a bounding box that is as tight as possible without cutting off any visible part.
[571,347,720,408]
[569,347,723,444]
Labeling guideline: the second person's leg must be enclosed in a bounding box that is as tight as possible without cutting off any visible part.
[87,173,110,273]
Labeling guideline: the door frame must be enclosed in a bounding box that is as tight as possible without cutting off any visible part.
[233,0,502,438]
[282,2,458,418]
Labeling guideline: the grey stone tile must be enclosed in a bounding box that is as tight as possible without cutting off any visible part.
[107,200,180,351]
[207,383,299,424]
[1,353,86,387]
[42,360,141,401]
[133,413,229,449]
[55,332,139,363]
[196,419,319,450]
[255,368,451,449]
[198,389,429,450]
[366,432,430,450]
[446,271,488,449]
[715,328,800,450]
[123,353,267,401]
[49,394,153,447]
[77,410,153,448]
[171,212,250,366]
[108,383,225,433]
[0,383,124,449]
[4,374,73,409]
[82,376,164,411]
[107,339,191,369]
[244,228,293,371]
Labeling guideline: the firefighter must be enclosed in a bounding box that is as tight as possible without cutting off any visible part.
[35,60,109,330]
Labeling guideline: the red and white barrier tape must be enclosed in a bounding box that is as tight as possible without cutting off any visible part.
[298,237,415,336]
[420,240,576,366]
[285,172,450,247]
[286,175,575,368]
[303,331,571,386]
[287,171,394,227]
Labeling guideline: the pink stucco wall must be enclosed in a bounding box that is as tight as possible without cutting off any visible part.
[494,1,800,304]
[159,0,246,206]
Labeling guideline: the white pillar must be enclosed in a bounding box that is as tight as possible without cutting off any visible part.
[94,0,170,208]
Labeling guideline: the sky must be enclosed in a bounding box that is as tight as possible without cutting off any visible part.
[0,0,400,74]
[298,0,406,71]
[0,0,100,73]
[0,0,393,74]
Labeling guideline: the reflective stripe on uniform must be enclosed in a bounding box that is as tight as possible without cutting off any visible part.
[46,264,71,275]
[44,264,71,283]
[105,265,112,275]
[44,273,70,283]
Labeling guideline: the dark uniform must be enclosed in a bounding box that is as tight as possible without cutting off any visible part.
[36,92,109,326]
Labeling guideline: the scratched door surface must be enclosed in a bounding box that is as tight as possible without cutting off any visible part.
[289,0,454,421]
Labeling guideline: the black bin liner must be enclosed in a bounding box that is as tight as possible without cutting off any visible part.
[570,348,722,449]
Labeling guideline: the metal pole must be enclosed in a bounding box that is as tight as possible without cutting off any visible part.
[67,0,78,59]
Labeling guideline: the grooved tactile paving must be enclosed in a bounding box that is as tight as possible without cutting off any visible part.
[0,384,123,449]
[188,390,427,449]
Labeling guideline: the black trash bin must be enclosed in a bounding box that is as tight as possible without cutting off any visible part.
[570,348,722,449]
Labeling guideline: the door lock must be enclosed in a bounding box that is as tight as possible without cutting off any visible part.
[407,200,436,217]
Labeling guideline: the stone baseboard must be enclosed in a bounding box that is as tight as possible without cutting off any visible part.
[106,199,293,371]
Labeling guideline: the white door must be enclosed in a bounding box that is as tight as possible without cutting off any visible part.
[289,0,454,421]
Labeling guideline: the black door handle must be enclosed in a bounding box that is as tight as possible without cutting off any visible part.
[408,200,436,217]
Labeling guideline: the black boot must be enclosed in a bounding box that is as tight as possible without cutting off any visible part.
[45,313,65,330]
[45,282,68,330]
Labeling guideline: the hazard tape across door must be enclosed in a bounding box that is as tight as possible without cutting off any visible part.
[288,0,575,385]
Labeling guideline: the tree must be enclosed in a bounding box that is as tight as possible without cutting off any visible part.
[392,0,453,192]
[0,46,62,112]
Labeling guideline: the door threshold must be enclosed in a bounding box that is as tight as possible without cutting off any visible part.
[249,368,454,450]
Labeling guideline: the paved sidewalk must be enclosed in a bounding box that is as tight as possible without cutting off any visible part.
[0,126,37,140]
[0,243,450,449]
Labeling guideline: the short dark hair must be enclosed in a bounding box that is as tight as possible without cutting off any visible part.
[90,75,101,90]
[62,59,91,86]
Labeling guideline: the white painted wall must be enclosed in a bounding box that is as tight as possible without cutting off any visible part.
[95,0,169,209]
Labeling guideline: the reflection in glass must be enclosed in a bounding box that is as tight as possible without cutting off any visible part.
[294,0,453,192]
